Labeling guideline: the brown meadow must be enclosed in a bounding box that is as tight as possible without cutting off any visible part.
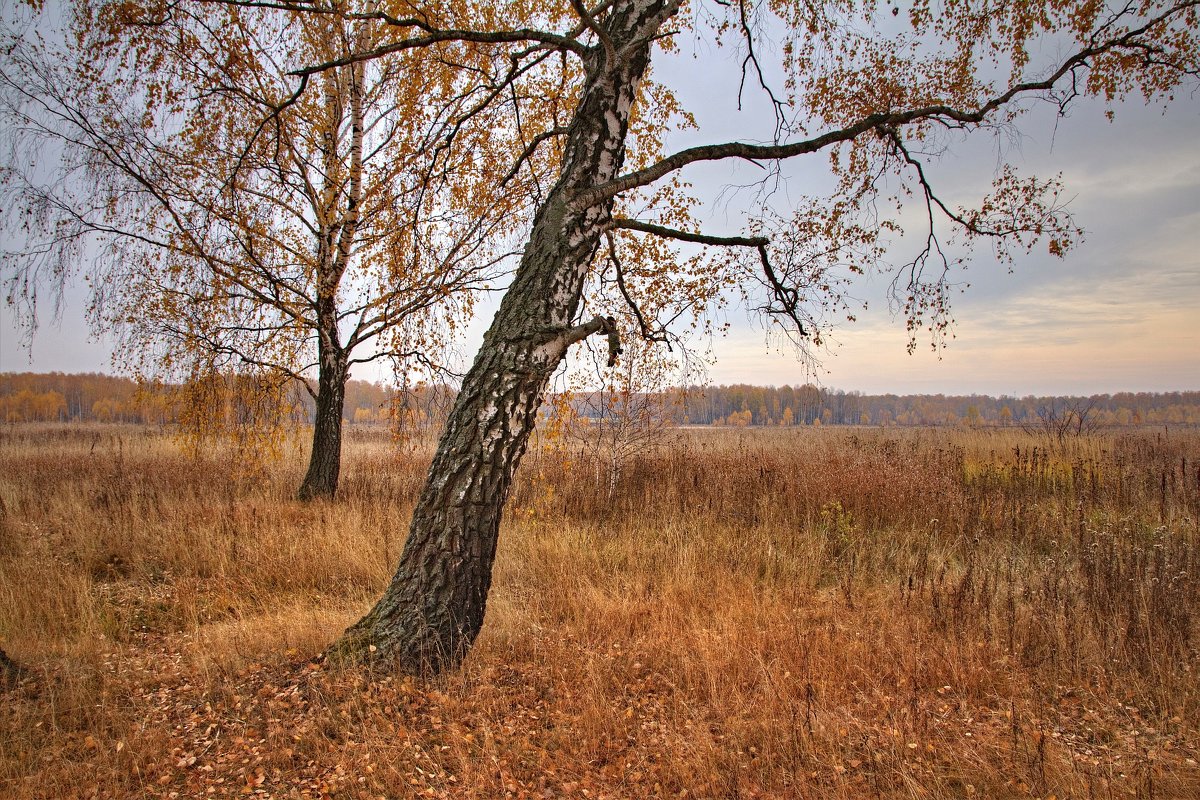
[1,423,1198,798]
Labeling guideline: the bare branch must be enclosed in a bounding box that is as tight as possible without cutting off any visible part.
[607,217,768,247]
[734,0,786,135]
[603,231,669,347]
[756,245,807,338]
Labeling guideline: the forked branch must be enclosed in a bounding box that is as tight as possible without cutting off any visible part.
[603,231,670,347]
[605,217,807,337]
[757,245,808,338]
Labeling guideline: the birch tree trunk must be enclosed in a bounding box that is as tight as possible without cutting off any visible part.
[297,340,348,501]
[330,0,677,672]
[297,56,363,502]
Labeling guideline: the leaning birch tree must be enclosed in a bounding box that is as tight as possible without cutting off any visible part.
[295,0,1198,672]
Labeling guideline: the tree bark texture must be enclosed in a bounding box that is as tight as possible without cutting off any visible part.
[331,0,678,673]
[297,320,349,501]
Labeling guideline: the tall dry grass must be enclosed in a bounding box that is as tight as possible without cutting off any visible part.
[1,422,1198,798]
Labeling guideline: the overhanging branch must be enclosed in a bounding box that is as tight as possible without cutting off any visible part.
[573,0,1200,208]
[290,26,587,77]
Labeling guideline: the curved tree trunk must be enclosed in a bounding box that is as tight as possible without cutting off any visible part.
[329,1,675,673]
[298,339,349,501]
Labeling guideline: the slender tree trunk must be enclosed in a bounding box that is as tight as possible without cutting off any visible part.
[330,0,675,673]
[298,332,349,501]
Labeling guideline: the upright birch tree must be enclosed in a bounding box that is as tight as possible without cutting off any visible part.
[0,1,541,498]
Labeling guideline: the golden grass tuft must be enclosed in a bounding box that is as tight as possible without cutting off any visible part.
[1,423,1198,798]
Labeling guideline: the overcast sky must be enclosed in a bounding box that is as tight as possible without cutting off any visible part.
[2,14,1198,396]
[699,98,1200,395]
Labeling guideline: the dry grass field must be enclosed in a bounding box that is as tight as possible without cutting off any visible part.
[1,423,1198,799]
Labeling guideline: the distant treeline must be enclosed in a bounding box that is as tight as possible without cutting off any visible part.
[1,372,1198,428]
[678,385,1200,427]
[0,372,452,427]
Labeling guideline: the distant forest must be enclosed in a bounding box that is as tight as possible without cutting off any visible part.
[2,371,1198,428]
